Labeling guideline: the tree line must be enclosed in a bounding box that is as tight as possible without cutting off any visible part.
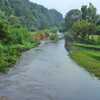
[0,0,63,31]
[64,3,100,44]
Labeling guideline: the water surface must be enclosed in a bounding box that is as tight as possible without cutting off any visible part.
[0,40,100,100]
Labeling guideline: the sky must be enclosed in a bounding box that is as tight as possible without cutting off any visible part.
[30,0,100,16]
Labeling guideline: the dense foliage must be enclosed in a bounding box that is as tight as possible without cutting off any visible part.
[64,3,100,78]
[0,19,40,72]
[0,0,63,72]
[65,9,81,31]
[72,20,96,41]
[0,0,63,31]
[65,3,100,43]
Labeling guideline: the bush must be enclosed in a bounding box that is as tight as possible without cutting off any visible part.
[0,24,39,73]
[8,26,32,44]
[49,33,58,42]
[72,20,96,40]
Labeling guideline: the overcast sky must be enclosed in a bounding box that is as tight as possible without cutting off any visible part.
[30,0,100,16]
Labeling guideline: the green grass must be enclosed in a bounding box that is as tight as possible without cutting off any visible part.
[0,41,40,73]
[0,45,20,73]
[70,44,100,78]
[74,43,100,50]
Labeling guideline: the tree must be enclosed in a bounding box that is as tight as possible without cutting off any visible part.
[81,5,88,20]
[8,15,21,27]
[96,25,100,35]
[0,10,6,20]
[65,9,81,30]
[0,0,63,30]
[87,3,96,23]
[72,20,96,40]
[0,20,10,41]
[81,3,97,23]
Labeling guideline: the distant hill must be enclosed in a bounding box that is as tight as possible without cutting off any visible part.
[0,0,63,30]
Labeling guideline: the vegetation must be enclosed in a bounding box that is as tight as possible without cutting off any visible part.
[65,9,81,31]
[0,0,63,73]
[64,3,100,78]
[72,20,96,43]
[70,45,100,78]
[32,27,59,42]
[0,20,39,73]
[0,0,63,31]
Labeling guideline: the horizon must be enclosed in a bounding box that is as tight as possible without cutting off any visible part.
[30,0,100,16]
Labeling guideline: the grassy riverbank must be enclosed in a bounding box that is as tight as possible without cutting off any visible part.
[0,23,40,73]
[70,43,100,78]
[0,25,59,73]
[0,37,40,73]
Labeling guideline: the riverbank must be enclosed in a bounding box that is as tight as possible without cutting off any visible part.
[1,40,100,100]
[0,41,40,73]
[0,28,59,73]
[69,43,100,78]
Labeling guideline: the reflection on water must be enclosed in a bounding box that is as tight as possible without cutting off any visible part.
[0,40,100,100]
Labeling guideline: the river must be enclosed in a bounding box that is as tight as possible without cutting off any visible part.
[0,40,100,100]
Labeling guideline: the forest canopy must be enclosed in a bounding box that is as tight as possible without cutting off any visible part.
[0,0,63,31]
